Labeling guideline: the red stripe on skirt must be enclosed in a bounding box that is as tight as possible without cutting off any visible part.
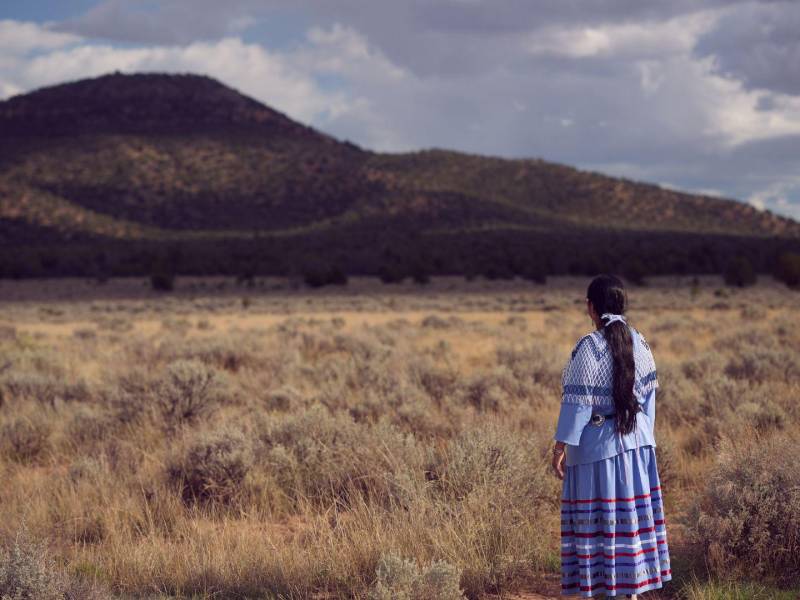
[561,525,655,538]
[561,539,667,558]
[561,570,671,591]
[561,519,666,538]
[561,486,662,505]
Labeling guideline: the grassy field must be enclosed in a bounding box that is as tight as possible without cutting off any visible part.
[0,275,798,599]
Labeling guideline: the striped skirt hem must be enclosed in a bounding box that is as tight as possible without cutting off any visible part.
[560,445,671,597]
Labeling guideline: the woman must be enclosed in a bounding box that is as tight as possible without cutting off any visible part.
[551,274,671,598]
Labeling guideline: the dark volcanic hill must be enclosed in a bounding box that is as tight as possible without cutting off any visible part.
[0,71,337,140]
[0,71,798,279]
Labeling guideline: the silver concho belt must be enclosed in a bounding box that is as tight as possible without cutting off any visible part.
[591,413,616,426]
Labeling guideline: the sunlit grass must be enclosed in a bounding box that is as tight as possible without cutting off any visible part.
[0,275,798,598]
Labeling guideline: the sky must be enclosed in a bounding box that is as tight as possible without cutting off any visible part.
[2,0,800,222]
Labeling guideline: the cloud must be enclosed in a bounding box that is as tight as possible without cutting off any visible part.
[747,181,800,220]
[694,0,800,96]
[0,19,81,53]
[52,0,263,45]
[2,0,800,222]
[524,13,714,59]
[0,20,350,126]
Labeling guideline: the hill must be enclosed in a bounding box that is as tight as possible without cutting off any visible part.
[0,71,798,280]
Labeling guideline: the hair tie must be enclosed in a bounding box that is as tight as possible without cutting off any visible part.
[601,313,627,326]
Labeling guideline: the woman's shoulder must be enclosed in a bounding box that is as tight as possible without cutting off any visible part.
[571,330,604,359]
[630,326,653,352]
[571,325,649,357]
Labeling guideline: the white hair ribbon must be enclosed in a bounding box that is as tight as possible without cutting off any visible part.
[601,313,627,326]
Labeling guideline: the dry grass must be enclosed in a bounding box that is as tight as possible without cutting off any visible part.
[0,274,798,599]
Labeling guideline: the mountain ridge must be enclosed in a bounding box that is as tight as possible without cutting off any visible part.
[0,71,798,279]
[0,71,343,144]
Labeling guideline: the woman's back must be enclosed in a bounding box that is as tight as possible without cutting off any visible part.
[551,274,671,598]
[555,325,660,466]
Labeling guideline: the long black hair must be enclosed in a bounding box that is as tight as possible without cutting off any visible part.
[587,274,638,435]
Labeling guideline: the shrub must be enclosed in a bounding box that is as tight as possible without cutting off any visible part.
[0,372,91,406]
[257,405,422,507]
[150,271,175,291]
[157,359,225,425]
[156,335,261,372]
[410,263,430,285]
[425,422,555,506]
[0,416,51,463]
[621,257,647,286]
[149,256,176,291]
[723,256,756,287]
[302,263,348,287]
[368,552,466,600]
[262,385,302,412]
[681,352,725,382]
[686,431,800,585]
[420,315,453,329]
[66,406,115,450]
[459,373,508,413]
[714,327,778,355]
[369,553,416,600]
[495,342,562,389]
[0,524,65,600]
[407,358,461,406]
[166,426,254,505]
[739,305,767,320]
[378,262,406,284]
[737,400,786,431]
[773,251,800,288]
[724,347,800,384]
[520,258,547,284]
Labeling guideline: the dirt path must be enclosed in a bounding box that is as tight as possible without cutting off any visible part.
[482,575,562,599]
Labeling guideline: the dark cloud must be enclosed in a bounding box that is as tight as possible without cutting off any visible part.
[52,0,746,70]
[694,0,800,95]
[52,0,265,44]
[31,0,800,221]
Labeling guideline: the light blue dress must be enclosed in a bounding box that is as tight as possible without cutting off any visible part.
[554,326,672,597]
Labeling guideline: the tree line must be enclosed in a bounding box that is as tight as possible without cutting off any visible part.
[1,225,799,289]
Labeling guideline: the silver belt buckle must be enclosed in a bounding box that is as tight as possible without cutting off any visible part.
[591,414,605,426]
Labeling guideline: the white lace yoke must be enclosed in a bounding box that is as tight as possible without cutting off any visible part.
[560,326,659,408]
